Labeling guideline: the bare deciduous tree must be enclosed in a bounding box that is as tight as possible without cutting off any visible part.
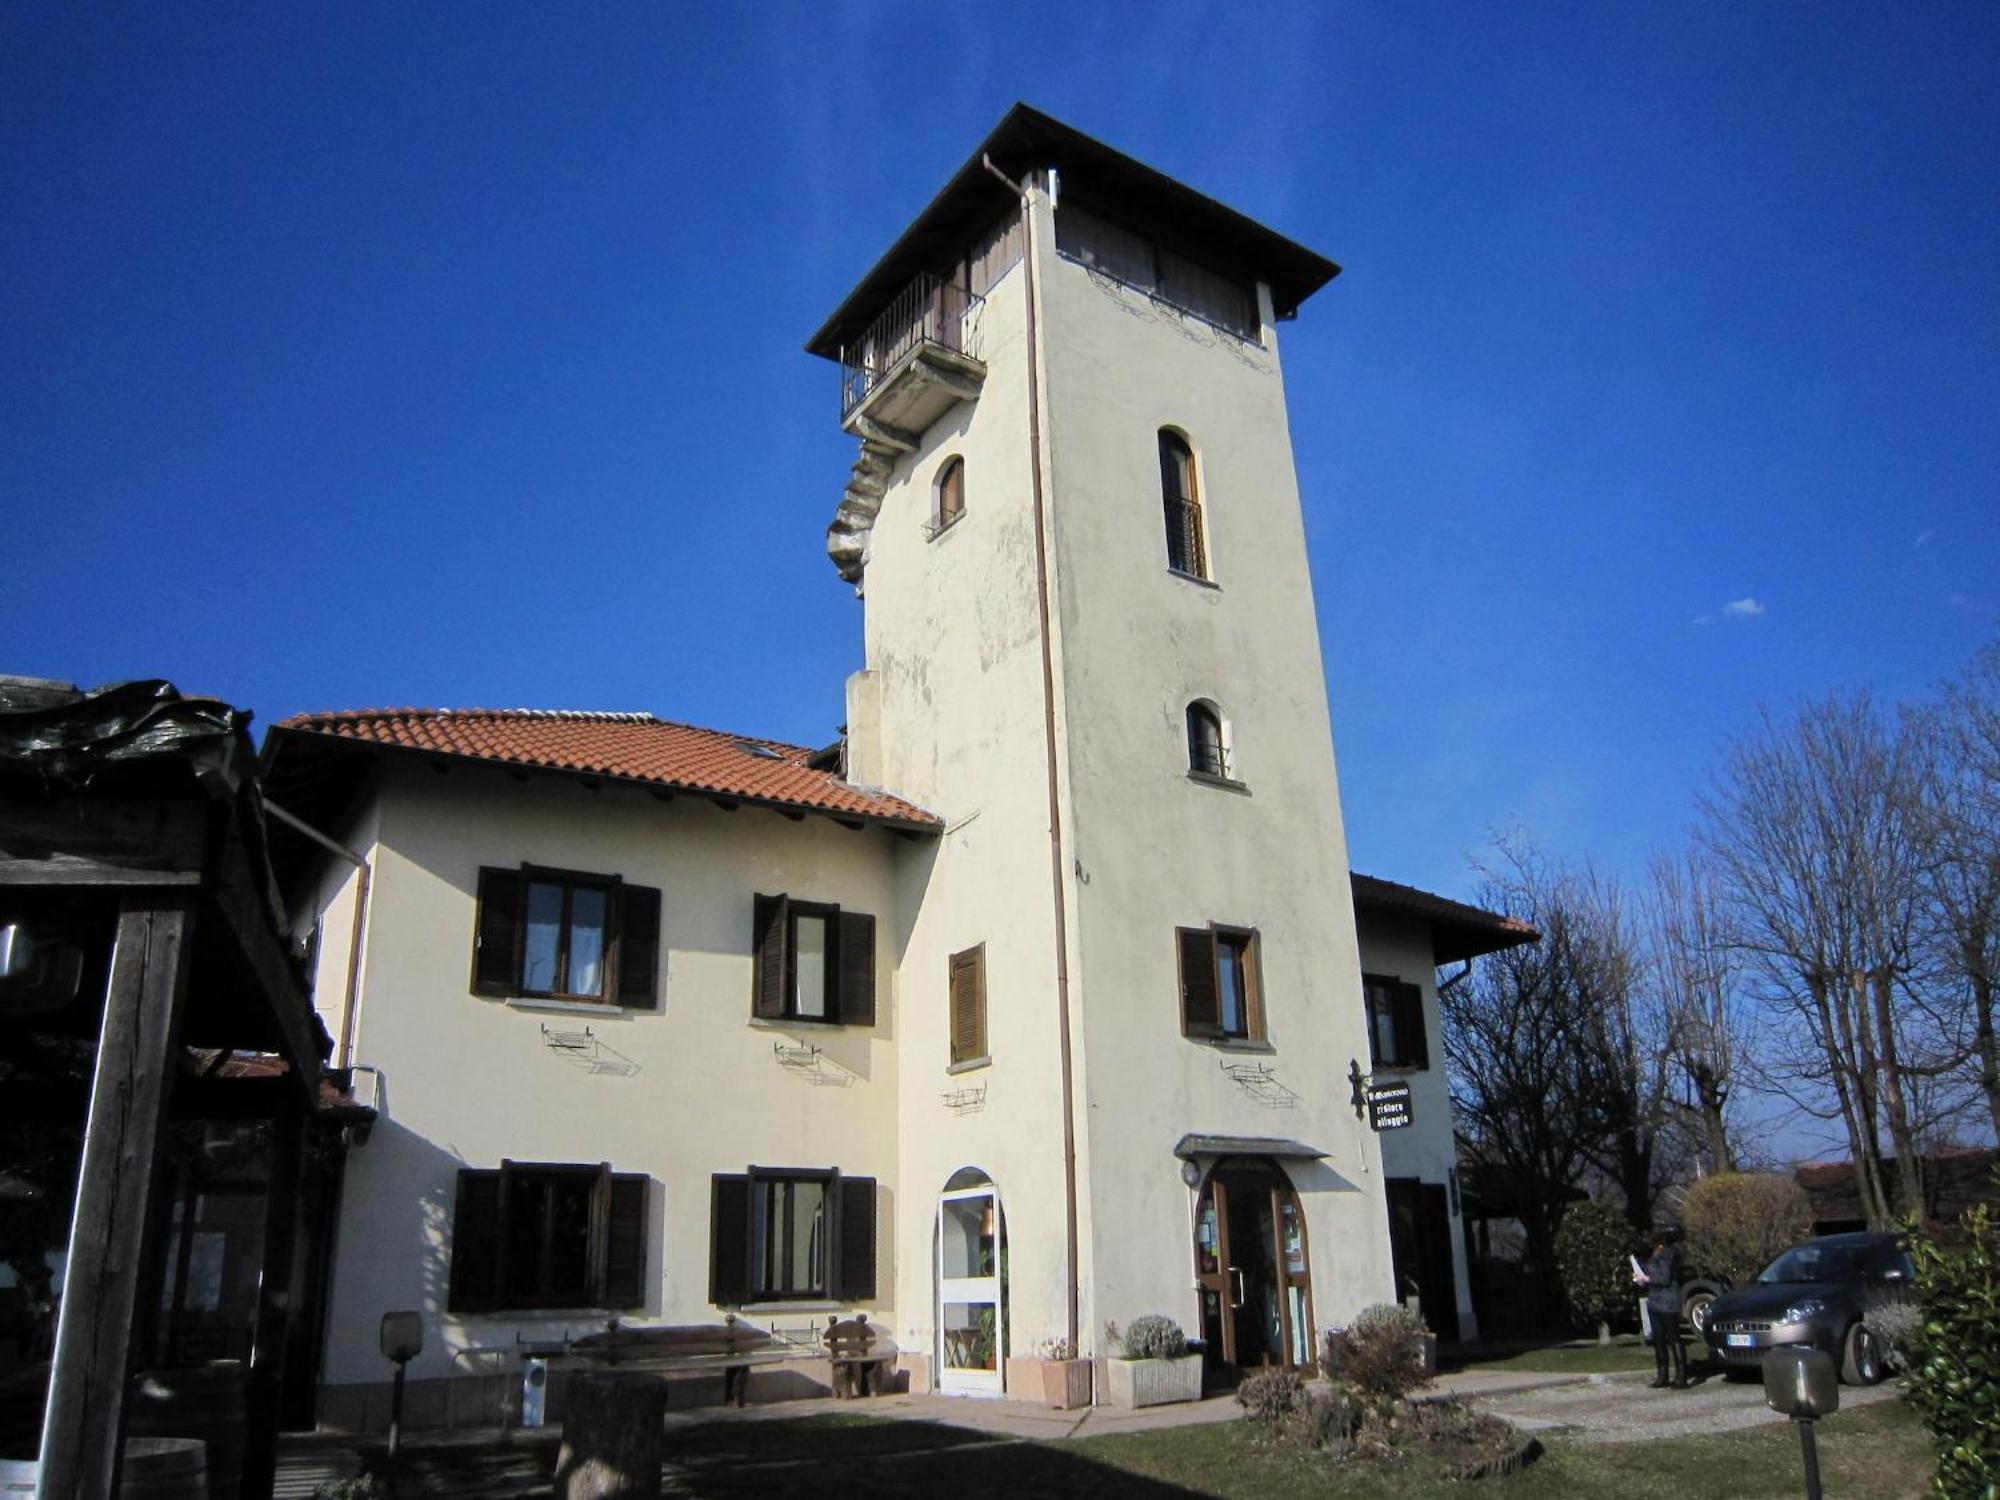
[1914,639,2000,1140]
[1645,847,1743,1174]
[1700,690,1947,1226]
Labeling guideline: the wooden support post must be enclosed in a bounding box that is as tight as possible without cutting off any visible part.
[36,897,195,1500]
[242,1097,304,1499]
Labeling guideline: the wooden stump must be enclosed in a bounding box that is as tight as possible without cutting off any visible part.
[555,1372,668,1500]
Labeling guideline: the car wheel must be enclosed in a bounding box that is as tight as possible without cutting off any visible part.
[1684,1290,1716,1341]
[1841,1321,1884,1386]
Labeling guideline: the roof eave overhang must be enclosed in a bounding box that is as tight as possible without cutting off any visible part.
[263,727,943,837]
[805,102,1340,361]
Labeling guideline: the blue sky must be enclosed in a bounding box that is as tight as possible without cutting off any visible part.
[4,2,1995,908]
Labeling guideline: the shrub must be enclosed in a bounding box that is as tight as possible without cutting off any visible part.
[1680,1172,1813,1286]
[1290,1387,1364,1459]
[1113,1314,1188,1360]
[1235,1366,1305,1423]
[1323,1303,1432,1398]
[1905,1202,2000,1499]
[1555,1198,1640,1339]
[312,1479,386,1500]
[1866,1298,1923,1373]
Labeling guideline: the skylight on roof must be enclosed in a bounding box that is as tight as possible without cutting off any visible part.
[737,741,786,761]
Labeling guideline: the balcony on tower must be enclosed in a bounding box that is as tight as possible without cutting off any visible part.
[836,272,986,445]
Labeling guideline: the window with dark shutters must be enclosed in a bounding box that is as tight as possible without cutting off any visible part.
[472,868,524,997]
[832,1176,878,1302]
[1178,927,1221,1037]
[709,1175,751,1306]
[708,1169,878,1308]
[448,1163,647,1313]
[1364,975,1429,1069]
[949,945,986,1065]
[470,864,660,1009]
[448,1170,503,1310]
[750,893,877,1026]
[1178,924,1262,1041]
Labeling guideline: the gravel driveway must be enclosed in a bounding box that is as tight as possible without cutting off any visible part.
[1469,1369,1904,1444]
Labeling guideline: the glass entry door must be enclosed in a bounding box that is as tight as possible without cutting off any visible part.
[937,1179,1003,1395]
[1194,1159,1314,1376]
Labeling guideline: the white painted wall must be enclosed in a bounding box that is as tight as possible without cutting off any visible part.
[309,759,904,1393]
[1359,912,1479,1341]
[1028,192,1396,1345]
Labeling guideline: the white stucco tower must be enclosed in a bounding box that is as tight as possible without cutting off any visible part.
[811,106,1395,1390]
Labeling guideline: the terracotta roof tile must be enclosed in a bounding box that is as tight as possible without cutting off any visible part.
[272,708,940,830]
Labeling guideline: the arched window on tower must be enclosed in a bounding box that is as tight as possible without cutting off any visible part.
[934,456,966,533]
[1159,430,1207,579]
[1187,700,1230,780]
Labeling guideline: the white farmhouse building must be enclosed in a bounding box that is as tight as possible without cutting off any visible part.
[263,105,1533,1428]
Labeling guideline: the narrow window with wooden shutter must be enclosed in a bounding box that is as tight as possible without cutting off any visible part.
[471,868,524,997]
[1396,981,1429,1070]
[448,1169,503,1311]
[949,945,986,1065]
[603,1174,649,1309]
[836,910,875,1026]
[1178,927,1221,1037]
[617,884,662,1009]
[831,1175,878,1302]
[751,894,789,1019]
[709,1174,751,1306]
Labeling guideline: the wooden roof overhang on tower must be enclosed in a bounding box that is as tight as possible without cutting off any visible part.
[804,102,1342,363]
[0,675,330,1500]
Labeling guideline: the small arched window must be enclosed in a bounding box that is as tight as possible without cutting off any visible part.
[1187,701,1229,779]
[1159,431,1207,579]
[935,456,966,532]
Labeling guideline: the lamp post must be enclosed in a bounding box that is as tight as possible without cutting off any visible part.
[380,1311,423,1464]
[1763,1345,1839,1500]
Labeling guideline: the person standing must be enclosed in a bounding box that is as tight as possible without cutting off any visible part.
[1634,1228,1688,1389]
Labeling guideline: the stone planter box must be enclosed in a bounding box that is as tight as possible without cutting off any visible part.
[1005,1357,1092,1410]
[1104,1353,1203,1408]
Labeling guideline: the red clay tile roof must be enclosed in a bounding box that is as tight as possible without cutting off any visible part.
[270,708,940,831]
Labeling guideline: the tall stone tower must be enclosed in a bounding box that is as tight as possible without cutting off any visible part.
[808,106,1393,1389]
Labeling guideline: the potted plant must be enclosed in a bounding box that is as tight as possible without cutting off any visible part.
[1104,1316,1202,1408]
[1007,1336,1093,1410]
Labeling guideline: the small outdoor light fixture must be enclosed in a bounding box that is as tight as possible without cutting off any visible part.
[380,1311,423,1461]
[1180,1158,1203,1190]
[1763,1345,1839,1500]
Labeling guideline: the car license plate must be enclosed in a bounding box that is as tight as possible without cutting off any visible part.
[1726,1334,1753,1348]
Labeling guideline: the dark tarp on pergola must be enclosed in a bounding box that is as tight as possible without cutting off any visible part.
[1,676,331,1500]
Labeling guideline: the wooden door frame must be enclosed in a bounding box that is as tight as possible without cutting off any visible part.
[1193,1159,1315,1371]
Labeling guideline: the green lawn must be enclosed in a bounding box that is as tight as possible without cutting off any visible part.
[1067,1397,1929,1500]
[653,1396,1932,1499]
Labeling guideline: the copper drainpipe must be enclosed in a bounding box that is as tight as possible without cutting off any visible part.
[982,153,1081,1354]
[264,798,371,1071]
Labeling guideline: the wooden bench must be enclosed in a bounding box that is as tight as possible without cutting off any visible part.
[567,1317,795,1408]
[822,1315,896,1399]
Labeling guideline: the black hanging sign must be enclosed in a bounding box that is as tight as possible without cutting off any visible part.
[1365,1081,1413,1131]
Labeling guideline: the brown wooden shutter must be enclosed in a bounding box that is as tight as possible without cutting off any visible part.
[471,868,523,997]
[1178,927,1221,1037]
[831,1175,877,1303]
[1397,981,1429,1069]
[836,910,875,1026]
[617,884,661,1007]
[949,946,985,1063]
[751,894,788,1019]
[709,1174,751,1306]
[1242,931,1266,1042]
[447,1170,502,1312]
[603,1174,648,1309]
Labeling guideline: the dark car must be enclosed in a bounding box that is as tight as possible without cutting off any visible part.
[1701,1231,1912,1385]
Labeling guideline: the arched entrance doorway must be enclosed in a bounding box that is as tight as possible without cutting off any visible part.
[1193,1158,1314,1374]
[936,1168,1005,1395]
